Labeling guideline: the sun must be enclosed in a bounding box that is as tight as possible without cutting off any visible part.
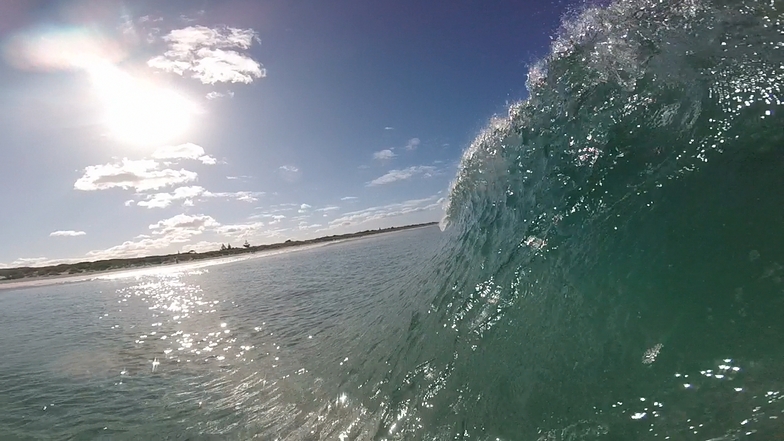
[87,62,197,146]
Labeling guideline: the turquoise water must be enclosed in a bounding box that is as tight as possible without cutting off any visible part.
[3,0,784,438]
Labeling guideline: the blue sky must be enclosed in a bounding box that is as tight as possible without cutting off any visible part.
[0,0,573,267]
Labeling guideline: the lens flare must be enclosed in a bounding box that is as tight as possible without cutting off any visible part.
[4,25,199,146]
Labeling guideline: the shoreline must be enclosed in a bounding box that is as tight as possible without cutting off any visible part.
[0,223,439,291]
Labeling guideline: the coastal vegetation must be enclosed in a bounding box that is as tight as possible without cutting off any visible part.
[0,223,438,281]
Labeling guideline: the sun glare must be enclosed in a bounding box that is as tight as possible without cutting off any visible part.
[88,62,197,146]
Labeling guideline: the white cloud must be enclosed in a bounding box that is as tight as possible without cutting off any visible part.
[138,185,205,208]
[405,138,421,151]
[316,206,340,212]
[384,126,394,130]
[149,213,219,236]
[148,26,265,84]
[137,186,264,208]
[279,165,299,173]
[84,212,281,260]
[204,190,264,203]
[373,149,396,160]
[298,203,312,213]
[328,196,443,228]
[367,165,437,186]
[200,156,217,165]
[49,230,86,237]
[205,90,234,100]
[74,159,197,192]
[152,143,217,165]
[124,199,135,207]
[341,196,358,201]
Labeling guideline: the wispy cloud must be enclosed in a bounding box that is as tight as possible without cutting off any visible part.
[298,203,312,213]
[278,165,301,182]
[315,206,340,212]
[327,196,443,228]
[205,190,264,203]
[262,203,300,213]
[152,143,217,165]
[384,126,394,130]
[251,213,287,224]
[148,26,265,84]
[373,149,396,160]
[341,196,358,201]
[367,165,437,186]
[404,137,421,151]
[138,185,205,208]
[74,159,197,192]
[137,186,265,209]
[49,230,86,237]
[205,91,234,100]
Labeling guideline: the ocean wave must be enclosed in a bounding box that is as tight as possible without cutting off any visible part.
[379,0,784,438]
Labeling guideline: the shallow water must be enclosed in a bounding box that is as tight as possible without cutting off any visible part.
[0,228,444,440]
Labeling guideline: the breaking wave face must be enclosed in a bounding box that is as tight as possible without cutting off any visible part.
[368,0,784,439]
